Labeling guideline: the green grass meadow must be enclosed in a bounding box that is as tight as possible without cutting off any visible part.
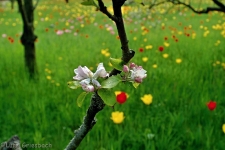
[0,0,225,149]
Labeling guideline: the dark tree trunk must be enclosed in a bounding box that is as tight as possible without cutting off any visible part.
[17,0,38,78]
[10,0,15,10]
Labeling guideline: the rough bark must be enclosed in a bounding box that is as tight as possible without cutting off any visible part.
[65,92,105,150]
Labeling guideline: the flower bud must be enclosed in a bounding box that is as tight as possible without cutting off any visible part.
[129,63,136,69]
[123,65,129,73]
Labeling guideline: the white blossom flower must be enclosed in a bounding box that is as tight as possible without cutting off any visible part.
[130,65,147,83]
[123,63,147,83]
[73,63,108,92]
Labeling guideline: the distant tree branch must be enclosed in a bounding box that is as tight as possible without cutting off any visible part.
[33,0,40,10]
[170,0,225,13]
[148,0,225,13]
[149,1,167,9]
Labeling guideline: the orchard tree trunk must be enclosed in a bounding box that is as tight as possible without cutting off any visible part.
[17,0,38,78]
[10,0,15,10]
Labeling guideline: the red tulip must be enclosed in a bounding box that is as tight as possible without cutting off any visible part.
[139,48,144,52]
[116,92,127,104]
[158,46,164,52]
[207,101,216,111]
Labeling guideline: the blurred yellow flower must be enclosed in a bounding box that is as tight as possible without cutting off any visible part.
[133,37,137,41]
[46,76,51,80]
[163,53,169,58]
[152,64,157,68]
[178,31,183,35]
[142,57,148,62]
[176,58,182,64]
[222,124,225,133]
[111,111,125,124]
[104,52,110,57]
[164,42,170,47]
[101,49,110,57]
[216,61,220,65]
[145,45,153,49]
[101,49,108,55]
[141,94,153,105]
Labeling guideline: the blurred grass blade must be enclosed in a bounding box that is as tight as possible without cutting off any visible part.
[77,92,88,107]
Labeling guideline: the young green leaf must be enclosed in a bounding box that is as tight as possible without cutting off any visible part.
[101,75,122,89]
[132,82,140,88]
[109,57,124,71]
[67,81,81,89]
[98,89,116,106]
[77,92,88,107]
[81,0,98,8]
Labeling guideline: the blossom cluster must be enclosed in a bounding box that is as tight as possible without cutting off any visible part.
[123,62,147,83]
[73,62,147,92]
[73,63,108,92]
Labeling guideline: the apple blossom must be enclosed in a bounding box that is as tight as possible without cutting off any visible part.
[73,63,108,92]
[128,63,147,83]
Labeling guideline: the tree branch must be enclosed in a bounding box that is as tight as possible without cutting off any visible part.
[65,0,135,149]
[149,1,167,9]
[65,92,105,150]
[169,0,225,13]
[97,0,117,21]
[213,0,225,10]
[0,135,22,150]
[109,0,135,76]
[148,0,225,13]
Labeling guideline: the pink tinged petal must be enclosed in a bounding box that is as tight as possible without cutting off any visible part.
[82,84,95,92]
[92,79,101,87]
[123,65,129,73]
[129,63,136,69]
[134,77,143,83]
[74,66,91,80]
